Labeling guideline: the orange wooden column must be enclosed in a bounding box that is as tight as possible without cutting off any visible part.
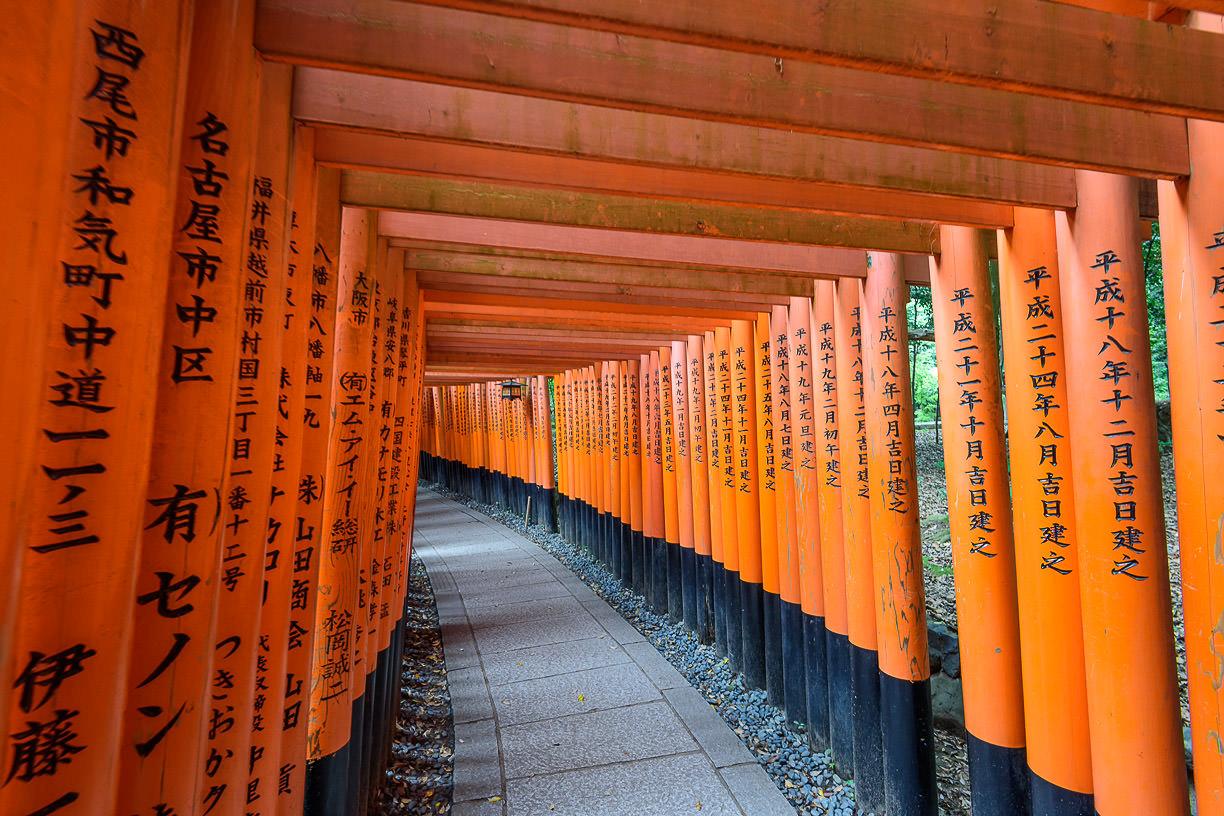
[634,356,651,595]
[753,314,783,703]
[716,326,743,671]
[686,336,715,643]
[1159,15,1224,811]
[930,225,1027,814]
[249,90,318,816]
[203,61,293,816]
[1056,170,1189,815]
[1,7,190,815]
[558,371,572,540]
[813,281,854,773]
[788,295,828,747]
[0,0,74,749]
[306,207,376,813]
[997,206,1093,813]
[282,165,342,815]
[608,363,623,575]
[614,362,630,579]
[769,305,806,725]
[702,331,728,653]
[863,252,937,814]
[112,4,257,813]
[671,342,697,630]
[732,319,766,690]
[647,351,668,613]
[540,374,557,531]
[625,361,643,592]
[659,345,682,620]
[834,278,884,812]
[744,315,783,704]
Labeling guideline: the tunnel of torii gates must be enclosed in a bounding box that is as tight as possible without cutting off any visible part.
[4,1,1224,816]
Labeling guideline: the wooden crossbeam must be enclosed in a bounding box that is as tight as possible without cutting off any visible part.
[344,171,940,254]
[256,0,1190,176]
[405,247,820,297]
[406,0,1224,121]
[296,69,1068,209]
[423,289,759,321]
[315,127,1014,228]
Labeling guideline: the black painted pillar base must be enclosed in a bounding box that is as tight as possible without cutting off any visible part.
[762,591,784,706]
[967,733,1030,816]
[650,537,669,616]
[305,744,352,816]
[724,568,743,672]
[632,529,646,596]
[804,614,830,751]
[878,672,938,816]
[780,600,807,726]
[740,581,766,691]
[695,553,715,644]
[1029,768,1093,816]
[348,693,367,814]
[667,540,683,623]
[851,644,885,815]
[827,630,854,775]
[618,520,631,584]
[712,561,728,656]
[681,546,698,634]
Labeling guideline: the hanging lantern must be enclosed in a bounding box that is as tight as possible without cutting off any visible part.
[501,379,525,401]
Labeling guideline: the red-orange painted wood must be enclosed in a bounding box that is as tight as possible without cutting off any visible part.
[1056,170,1188,814]
[2,6,191,814]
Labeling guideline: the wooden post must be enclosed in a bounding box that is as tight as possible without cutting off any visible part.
[930,225,1027,814]
[716,326,743,672]
[1159,14,1224,811]
[813,281,854,774]
[686,336,716,644]
[114,4,258,813]
[835,278,885,812]
[998,206,1093,813]
[769,306,807,725]
[282,165,342,816]
[703,331,729,655]
[864,251,938,815]
[732,319,766,690]
[305,207,375,815]
[637,355,652,597]
[672,341,699,633]
[0,0,75,749]
[754,315,784,704]
[659,345,682,620]
[789,295,829,748]
[203,60,292,816]
[647,351,667,614]
[1,6,190,814]
[1056,170,1189,815]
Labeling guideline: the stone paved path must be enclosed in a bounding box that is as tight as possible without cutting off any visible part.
[412,489,797,816]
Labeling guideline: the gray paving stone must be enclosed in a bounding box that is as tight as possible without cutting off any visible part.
[462,580,572,608]
[481,638,630,686]
[452,798,505,816]
[464,595,587,629]
[500,701,696,779]
[662,686,755,768]
[491,662,660,726]
[472,608,607,655]
[505,753,743,816]
[450,665,495,724]
[453,568,558,592]
[454,718,503,803]
[623,640,687,688]
[718,763,796,815]
[444,628,481,671]
[586,603,647,645]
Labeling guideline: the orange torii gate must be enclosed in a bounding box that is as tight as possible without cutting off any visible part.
[5,3,1224,816]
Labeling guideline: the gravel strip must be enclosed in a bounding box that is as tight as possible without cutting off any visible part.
[375,555,454,815]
